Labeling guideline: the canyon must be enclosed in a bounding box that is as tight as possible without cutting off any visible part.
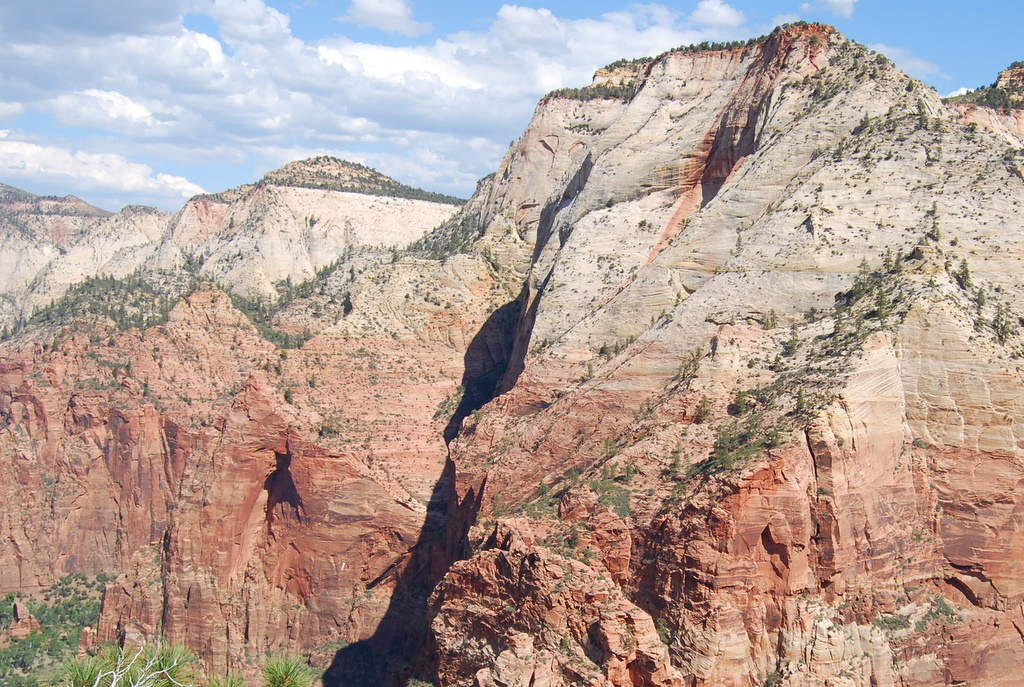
[3,22,1024,687]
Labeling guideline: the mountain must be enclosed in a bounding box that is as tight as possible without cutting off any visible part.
[0,157,462,333]
[4,22,1024,687]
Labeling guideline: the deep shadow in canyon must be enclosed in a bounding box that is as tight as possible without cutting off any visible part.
[442,298,521,443]
[325,298,520,685]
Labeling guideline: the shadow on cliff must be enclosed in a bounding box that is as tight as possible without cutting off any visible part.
[323,300,519,686]
[322,459,459,687]
[442,298,521,443]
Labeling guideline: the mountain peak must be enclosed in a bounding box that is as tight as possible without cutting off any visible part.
[548,22,842,103]
[0,182,38,203]
[259,156,465,205]
[0,183,113,218]
[261,156,396,190]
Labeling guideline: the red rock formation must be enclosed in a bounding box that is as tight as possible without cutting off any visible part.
[8,602,41,640]
[430,521,682,687]
[1,275,511,680]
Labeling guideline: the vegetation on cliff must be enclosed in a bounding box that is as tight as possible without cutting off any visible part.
[0,272,192,342]
[944,62,1024,110]
[0,574,108,686]
[944,83,1024,110]
[405,211,485,259]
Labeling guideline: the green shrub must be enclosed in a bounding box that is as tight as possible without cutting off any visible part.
[544,81,639,102]
[262,654,315,687]
[208,673,248,687]
[0,574,106,682]
[3,272,190,342]
[874,614,911,631]
[589,480,632,518]
[694,395,713,423]
[60,643,197,687]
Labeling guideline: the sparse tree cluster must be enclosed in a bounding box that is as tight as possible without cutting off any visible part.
[1,271,190,342]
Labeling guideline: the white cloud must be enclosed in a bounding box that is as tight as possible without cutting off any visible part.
[771,13,801,26]
[0,102,23,123]
[195,0,291,44]
[0,137,204,207]
[339,0,432,37]
[0,0,188,39]
[0,2,763,208]
[868,44,948,81]
[821,0,858,18]
[944,87,972,98]
[51,90,162,131]
[690,0,746,28]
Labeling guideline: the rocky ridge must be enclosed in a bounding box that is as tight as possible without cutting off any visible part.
[0,158,461,329]
[3,21,1024,687]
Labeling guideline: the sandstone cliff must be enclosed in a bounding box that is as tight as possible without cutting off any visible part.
[0,158,461,331]
[3,21,1024,687]
[431,24,1024,687]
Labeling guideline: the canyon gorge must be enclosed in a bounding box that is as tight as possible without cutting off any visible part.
[3,22,1024,687]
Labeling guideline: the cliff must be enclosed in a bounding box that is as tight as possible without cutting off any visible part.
[0,157,461,330]
[4,21,1024,687]
[433,24,1024,687]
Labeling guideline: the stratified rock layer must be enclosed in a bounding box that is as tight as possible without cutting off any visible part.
[431,25,1024,687]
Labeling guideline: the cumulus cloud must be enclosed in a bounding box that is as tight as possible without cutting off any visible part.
[944,87,972,98]
[690,0,746,28]
[195,0,292,44]
[339,0,433,37]
[0,1,763,209]
[0,135,204,208]
[50,90,167,133]
[868,44,948,81]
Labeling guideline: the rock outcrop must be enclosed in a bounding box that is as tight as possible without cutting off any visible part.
[431,24,1024,687]
[7,602,41,640]
[996,64,1024,90]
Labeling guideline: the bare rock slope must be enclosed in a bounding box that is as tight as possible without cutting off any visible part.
[0,157,460,330]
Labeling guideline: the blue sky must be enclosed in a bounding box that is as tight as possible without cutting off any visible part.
[0,0,1020,212]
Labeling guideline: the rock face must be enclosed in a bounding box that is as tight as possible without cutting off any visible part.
[948,63,1024,148]
[4,21,1024,687]
[0,157,460,329]
[0,161,482,681]
[996,64,1024,89]
[163,182,459,301]
[8,602,41,640]
[430,521,682,687]
[0,271,509,679]
[430,24,1024,687]
[0,189,167,327]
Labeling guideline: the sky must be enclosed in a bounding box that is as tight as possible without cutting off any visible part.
[0,0,1021,212]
